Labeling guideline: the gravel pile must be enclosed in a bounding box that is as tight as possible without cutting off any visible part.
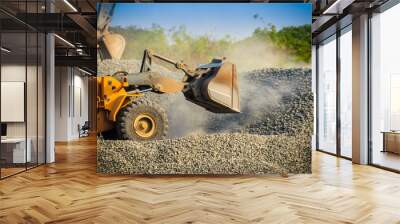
[97,132,311,175]
[97,59,313,175]
[203,68,313,136]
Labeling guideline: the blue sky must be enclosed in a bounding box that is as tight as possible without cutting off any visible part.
[110,3,311,40]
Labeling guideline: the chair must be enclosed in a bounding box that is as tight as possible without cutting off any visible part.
[79,121,90,138]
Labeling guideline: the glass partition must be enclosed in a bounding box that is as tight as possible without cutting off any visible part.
[27,31,38,169]
[38,32,45,165]
[0,1,46,179]
[0,31,28,177]
[317,35,337,154]
[370,3,400,171]
[339,26,352,158]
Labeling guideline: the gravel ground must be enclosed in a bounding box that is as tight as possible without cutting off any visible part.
[97,59,313,175]
[97,132,311,175]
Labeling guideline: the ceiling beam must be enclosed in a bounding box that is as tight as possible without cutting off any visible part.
[55,55,96,72]
[67,13,97,47]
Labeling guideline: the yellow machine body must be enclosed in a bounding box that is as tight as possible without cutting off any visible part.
[96,49,241,139]
[97,3,241,140]
[96,75,142,133]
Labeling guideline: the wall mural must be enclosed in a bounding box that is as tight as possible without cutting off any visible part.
[96,3,313,175]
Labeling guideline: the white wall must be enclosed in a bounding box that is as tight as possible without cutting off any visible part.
[54,67,89,141]
[55,66,70,141]
[1,65,31,137]
[73,73,89,137]
[1,63,46,164]
[1,65,26,139]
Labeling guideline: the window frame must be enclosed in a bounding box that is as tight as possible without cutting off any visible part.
[315,23,353,160]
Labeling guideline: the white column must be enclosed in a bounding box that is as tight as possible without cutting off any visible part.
[46,32,55,163]
[352,14,369,164]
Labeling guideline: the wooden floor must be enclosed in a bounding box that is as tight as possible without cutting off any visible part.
[0,137,400,224]
[373,151,400,171]
[1,167,26,178]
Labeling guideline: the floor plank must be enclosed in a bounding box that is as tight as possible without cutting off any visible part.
[0,136,399,224]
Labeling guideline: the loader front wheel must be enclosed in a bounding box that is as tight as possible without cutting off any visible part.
[117,99,168,141]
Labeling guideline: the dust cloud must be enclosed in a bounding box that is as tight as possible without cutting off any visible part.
[165,69,294,138]
[225,39,309,72]
[164,39,300,138]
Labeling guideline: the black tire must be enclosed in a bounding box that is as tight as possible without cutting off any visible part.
[116,99,168,141]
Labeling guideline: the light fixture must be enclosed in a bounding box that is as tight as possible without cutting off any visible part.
[1,47,11,53]
[76,49,83,55]
[75,43,85,48]
[54,34,75,48]
[63,0,78,12]
[78,67,93,76]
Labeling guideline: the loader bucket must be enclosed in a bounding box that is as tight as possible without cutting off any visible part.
[100,33,126,60]
[184,61,240,113]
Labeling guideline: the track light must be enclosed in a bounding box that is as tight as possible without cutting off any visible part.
[1,47,11,53]
[54,34,75,48]
[63,0,78,12]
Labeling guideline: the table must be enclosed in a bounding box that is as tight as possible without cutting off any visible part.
[1,138,31,163]
[382,131,400,154]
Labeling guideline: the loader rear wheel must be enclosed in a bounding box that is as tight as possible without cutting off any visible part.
[116,99,168,141]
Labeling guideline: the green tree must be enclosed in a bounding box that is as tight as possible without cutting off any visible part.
[253,24,311,63]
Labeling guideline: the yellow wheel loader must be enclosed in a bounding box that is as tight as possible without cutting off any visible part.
[97,49,240,140]
[97,4,240,141]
